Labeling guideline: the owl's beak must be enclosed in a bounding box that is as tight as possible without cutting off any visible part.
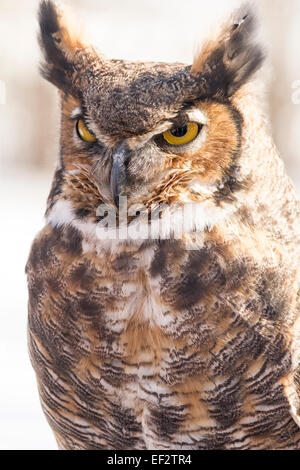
[110,144,130,208]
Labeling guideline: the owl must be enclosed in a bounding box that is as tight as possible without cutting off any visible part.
[26,0,300,450]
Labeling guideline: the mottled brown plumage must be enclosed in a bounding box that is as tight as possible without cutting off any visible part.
[26,1,300,449]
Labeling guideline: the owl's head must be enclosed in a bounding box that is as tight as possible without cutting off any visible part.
[39,1,266,239]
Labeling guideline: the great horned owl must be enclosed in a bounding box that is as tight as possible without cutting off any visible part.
[26,0,300,450]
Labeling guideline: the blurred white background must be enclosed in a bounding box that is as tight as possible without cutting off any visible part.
[0,0,299,450]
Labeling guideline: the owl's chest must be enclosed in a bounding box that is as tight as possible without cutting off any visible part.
[28,227,300,449]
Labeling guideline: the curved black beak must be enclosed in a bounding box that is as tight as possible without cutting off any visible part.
[110,144,129,208]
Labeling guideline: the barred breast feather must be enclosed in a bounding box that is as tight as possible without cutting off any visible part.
[26,215,300,450]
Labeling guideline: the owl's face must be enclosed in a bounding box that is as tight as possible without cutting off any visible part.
[40,1,264,236]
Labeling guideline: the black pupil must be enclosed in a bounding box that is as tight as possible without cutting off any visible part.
[171,125,188,138]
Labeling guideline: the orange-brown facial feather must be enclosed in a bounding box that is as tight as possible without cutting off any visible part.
[149,100,242,207]
[51,94,244,219]
[188,101,242,180]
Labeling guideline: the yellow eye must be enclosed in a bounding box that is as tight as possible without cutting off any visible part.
[76,119,97,143]
[162,122,199,146]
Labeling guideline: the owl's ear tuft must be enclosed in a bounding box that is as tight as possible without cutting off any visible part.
[192,4,265,98]
[38,0,84,94]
